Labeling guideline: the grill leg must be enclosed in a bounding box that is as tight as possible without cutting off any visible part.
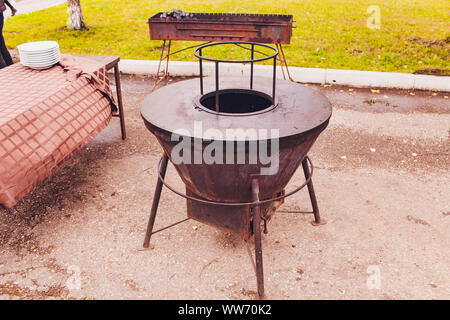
[143,154,169,248]
[251,179,265,300]
[302,157,326,226]
[276,43,286,81]
[152,40,167,90]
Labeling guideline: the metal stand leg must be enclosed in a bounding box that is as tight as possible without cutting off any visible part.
[251,179,265,300]
[113,63,126,140]
[276,43,286,80]
[157,41,166,74]
[276,43,294,82]
[143,154,169,248]
[302,158,326,226]
[152,40,172,90]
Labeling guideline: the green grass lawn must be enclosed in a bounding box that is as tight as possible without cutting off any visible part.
[3,0,449,74]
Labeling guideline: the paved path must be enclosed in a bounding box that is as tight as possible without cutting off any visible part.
[4,0,66,19]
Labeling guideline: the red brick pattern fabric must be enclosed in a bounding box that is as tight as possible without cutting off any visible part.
[0,56,113,208]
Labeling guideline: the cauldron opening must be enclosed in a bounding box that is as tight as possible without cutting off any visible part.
[199,89,273,115]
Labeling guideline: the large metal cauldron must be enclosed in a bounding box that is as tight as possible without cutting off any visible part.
[141,76,332,239]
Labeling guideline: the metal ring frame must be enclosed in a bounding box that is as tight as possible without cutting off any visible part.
[194,41,279,112]
[193,41,279,63]
[156,155,314,207]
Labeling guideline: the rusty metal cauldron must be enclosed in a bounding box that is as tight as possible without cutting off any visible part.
[140,42,332,299]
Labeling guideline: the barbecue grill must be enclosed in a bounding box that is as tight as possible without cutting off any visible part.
[141,41,332,299]
[148,11,295,87]
[148,12,293,43]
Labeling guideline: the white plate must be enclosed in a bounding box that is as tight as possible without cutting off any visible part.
[18,41,61,69]
[20,52,60,61]
[20,47,59,53]
[19,49,60,56]
[17,41,59,53]
[20,54,60,63]
[21,56,60,66]
[20,51,60,59]
[22,58,59,65]
[19,49,59,58]
[22,60,60,67]
[22,62,60,68]
[28,64,57,70]
[20,56,60,63]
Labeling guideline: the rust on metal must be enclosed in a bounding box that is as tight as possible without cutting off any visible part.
[141,76,331,236]
[251,179,265,300]
[148,12,293,44]
[141,43,332,298]
[186,188,283,240]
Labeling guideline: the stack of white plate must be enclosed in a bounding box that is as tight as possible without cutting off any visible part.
[18,41,61,70]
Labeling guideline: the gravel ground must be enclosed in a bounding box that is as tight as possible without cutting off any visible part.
[0,75,448,300]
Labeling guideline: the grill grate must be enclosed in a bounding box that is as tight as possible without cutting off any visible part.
[148,12,294,44]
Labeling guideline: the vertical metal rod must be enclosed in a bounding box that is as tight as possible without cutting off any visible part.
[276,43,286,80]
[301,158,322,225]
[250,44,254,89]
[199,48,203,95]
[251,179,265,300]
[156,40,166,77]
[152,40,167,90]
[272,56,277,104]
[279,44,294,82]
[143,154,169,248]
[215,61,219,112]
[113,63,126,140]
[165,40,171,76]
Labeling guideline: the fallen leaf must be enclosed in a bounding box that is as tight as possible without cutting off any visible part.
[340,155,347,160]
[192,225,198,230]
[348,88,354,92]
[370,89,380,93]
[199,258,219,278]
[411,153,417,157]
[370,148,376,152]
[431,93,437,96]
[409,92,415,96]
[383,95,389,98]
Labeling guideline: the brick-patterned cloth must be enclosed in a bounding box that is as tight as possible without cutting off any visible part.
[0,55,115,208]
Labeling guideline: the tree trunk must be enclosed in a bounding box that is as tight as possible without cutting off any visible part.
[67,0,86,30]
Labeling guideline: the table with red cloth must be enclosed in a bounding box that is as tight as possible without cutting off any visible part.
[0,55,117,208]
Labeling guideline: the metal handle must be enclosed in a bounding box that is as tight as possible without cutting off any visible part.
[195,41,279,111]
